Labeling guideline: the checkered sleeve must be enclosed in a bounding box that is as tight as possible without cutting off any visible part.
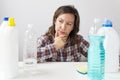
[37,35,56,63]
[77,35,89,58]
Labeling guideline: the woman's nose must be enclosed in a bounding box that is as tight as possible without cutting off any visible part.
[61,23,66,30]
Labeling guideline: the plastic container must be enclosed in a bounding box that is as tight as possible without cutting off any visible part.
[88,19,105,80]
[23,24,37,71]
[88,35,105,80]
[0,18,19,79]
[97,19,120,72]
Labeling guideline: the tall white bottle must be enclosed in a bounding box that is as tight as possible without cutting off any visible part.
[0,17,9,80]
[0,18,19,79]
[97,19,120,72]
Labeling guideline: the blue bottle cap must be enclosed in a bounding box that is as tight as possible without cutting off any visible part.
[102,19,112,27]
[4,17,9,21]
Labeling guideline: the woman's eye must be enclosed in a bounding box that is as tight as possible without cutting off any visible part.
[59,20,62,23]
[67,23,72,26]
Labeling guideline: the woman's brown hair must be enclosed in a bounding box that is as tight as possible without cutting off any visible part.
[45,5,80,46]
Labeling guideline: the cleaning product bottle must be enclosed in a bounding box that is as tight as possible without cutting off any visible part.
[88,18,105,80]
[97,19,120,72]
[0,17,19,80]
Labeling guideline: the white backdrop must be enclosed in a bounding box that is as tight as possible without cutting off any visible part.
[0,0,120,61]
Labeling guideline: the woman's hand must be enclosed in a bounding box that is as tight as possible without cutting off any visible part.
[53,32,67,50]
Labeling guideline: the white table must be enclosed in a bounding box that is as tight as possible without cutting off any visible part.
[12,62,120,80]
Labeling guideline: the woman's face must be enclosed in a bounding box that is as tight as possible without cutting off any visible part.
[55,13,75,37]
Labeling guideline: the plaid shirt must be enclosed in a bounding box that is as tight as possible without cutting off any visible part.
[37,34,89,62]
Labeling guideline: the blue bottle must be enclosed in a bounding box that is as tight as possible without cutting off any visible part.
[88,35,105,80]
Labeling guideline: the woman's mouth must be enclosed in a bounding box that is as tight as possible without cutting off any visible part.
[59,31,66,35]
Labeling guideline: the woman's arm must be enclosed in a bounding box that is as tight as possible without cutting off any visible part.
[37,35,57,63]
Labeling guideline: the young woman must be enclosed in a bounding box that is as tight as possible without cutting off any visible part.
[37,5,89,62]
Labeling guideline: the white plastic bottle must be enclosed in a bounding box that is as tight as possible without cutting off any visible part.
[97,19,120,72]
[23,24,37,71]
[0,17,9,67]
[0,18,19,79]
